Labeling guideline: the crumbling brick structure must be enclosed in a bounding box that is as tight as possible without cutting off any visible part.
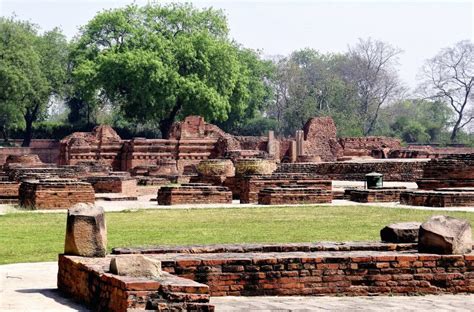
[157,183,232,205]
[258,185,332,205]
[19,179,95,209]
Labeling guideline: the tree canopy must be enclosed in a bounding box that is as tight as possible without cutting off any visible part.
[71,3,273,138]
[0,17,68,146]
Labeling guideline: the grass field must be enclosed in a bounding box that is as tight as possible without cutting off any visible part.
[1,206,474,265]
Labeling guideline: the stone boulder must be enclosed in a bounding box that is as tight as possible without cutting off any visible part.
[418,215,472,254]
[380,222,422,243]
[64,203,107,257]
[110,255,162,278]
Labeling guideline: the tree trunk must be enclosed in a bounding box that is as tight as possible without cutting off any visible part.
[22,117,33,147]
[159,100,183,139]
[450,114,463,143]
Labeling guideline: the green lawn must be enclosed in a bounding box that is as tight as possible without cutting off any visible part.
[1,206,474,265]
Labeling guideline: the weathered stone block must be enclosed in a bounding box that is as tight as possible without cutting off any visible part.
[380,222,421,243]
[418,215,472,254]
[64,203,107,257]
[110,254,162,278]
[234,159,277,176]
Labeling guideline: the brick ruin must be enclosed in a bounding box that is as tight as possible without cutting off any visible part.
[399,154,474,207]
[59,240,474,311]
[0,115,473,208]
[19,179,95,209]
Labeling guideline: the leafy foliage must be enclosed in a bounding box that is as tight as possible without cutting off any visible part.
[71,3,272,138]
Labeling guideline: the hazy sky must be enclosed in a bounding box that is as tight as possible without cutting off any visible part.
[1,0,473,88]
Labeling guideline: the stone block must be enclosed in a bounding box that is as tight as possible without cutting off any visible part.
[64,203,107,257]
[380,222,421,243]
[110,255,162,278]
[418,215,472,254]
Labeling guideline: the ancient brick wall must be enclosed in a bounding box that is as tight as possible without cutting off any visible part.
[19,179,95,209]
[400,190,474,207]
[276,160,428,181]
[157,184,232,205]
[302,117,341,161]
[240,175,332,203]
[340,137,402,158]
[58,255,213,312]
[85,176,137,196]
[112,243,474,297]
[258,186,332,205]
[349,188,405,203]
[416,154,474,190]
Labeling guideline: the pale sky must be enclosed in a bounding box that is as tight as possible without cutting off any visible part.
[1,0,473,88]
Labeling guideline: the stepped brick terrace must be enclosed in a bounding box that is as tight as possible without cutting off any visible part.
[58,241,474,311]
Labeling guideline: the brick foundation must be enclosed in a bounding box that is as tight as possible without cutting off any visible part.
[240,175,332,204]
[85,176,137,196]
[258,186,332,205]
[58,242,474,309]
[58,255,213,312]
[276,160,428,181]
[0,181,19,199]
[400,190,474,207]
[19,179,95,209]
[349,188,406,203]
[157,183,232,205]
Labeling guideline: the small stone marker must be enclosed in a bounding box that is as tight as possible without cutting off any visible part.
[418,215,472,254]
[380,222,422,243]
[110,255,162,278]
[64,203,107,257]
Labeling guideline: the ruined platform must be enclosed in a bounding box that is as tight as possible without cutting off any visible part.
[240,174,332,204]
[349,187,407,203]
[400,189,474,207]
[276,159,428,182]
[57,242,474,311]
[258,185,332,205]
[58,255,213,311]
[416,154,474,190]
[157,183,232,205]
[85,175,137,196]
[0,181,19,202]
[19,179,95,209]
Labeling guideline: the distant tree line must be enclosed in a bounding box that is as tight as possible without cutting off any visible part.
[1,3,473,146]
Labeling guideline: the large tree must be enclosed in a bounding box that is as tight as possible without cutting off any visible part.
[339,38,405,135]
[267,49,361,136]
[418,40,474,143]
[0,17,68,146]
[71,3,272,138]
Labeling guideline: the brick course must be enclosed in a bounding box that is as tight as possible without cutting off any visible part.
[157,183,232,205]
[19,179,95,209]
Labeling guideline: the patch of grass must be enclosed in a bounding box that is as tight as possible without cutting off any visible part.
[1,206,474,264]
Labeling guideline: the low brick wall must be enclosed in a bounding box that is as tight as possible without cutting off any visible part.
[0,181,19,198]
[157,184,232,205]
[58,255,213,312]
[276,160,428,182]
[240,175,332,204]
[349,188,406,203]
[19,179,95,209]
[85,176,137,196]
[400,190,474,207]
[417,179,474,190]
[111,243,474,297]
[258,186,332,205]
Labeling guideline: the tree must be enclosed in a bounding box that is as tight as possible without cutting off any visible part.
[339,38,405,135]
[267,49,361,136]
[71,3,272,138]
[418,40,474,143]
[0,17,68,146]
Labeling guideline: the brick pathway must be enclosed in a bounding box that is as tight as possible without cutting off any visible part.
[212,295,474,311]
